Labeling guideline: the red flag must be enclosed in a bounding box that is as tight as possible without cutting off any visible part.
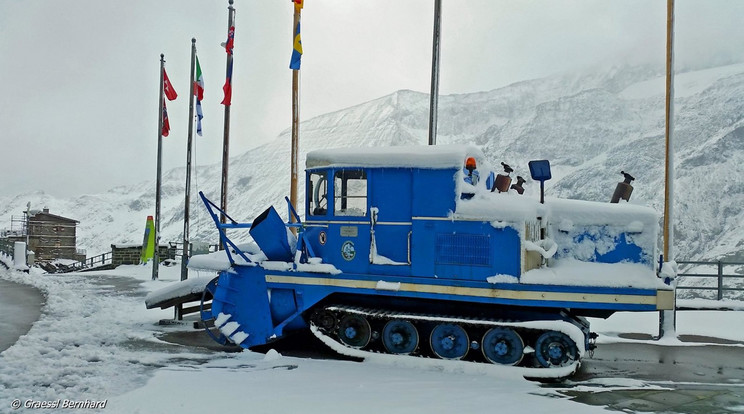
[161,101,170,137]
[221,25,235,105]
[163,68,177,101]
[223,26,235,56]
[221,60,233,106]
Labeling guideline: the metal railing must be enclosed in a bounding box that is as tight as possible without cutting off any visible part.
[676,260,744,301]
[169,241,219,262]
[68,251,113,271]
[0,239,14,258]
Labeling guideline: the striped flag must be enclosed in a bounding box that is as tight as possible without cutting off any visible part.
[289,21,302,70]
[194,56,204,136]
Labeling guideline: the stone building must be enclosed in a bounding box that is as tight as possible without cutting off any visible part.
[24,208,85,262]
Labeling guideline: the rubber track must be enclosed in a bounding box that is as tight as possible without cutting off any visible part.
[313,304,587,373]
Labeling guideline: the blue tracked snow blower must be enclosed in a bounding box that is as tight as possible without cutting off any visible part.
[196,144,674,376]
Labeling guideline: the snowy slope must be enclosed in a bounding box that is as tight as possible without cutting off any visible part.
[1,62,743,267]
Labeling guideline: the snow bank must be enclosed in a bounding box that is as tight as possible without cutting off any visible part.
[188,241,341,274]
[307,144,488,170]
[144,276,214,309]
[455,191,540,223]
[187,242,264,271]
[589,310,744,345]
[455,188,657,233]
[107,350,601,414]
[548,198,658,228]
[520,259,664,289]
[0,263,211,403]
[677,298,744,311]
[187,250,234,271]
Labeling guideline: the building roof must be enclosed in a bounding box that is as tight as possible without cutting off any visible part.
[29,212,79,224]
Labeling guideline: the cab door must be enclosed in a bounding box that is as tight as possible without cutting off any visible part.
[326,169,370,274]
[369,169,412,276]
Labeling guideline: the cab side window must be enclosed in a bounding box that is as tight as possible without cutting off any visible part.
[308,172,328,216]
[334,170,367,216]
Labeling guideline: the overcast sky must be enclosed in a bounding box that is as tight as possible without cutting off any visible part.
[1,0,744,197]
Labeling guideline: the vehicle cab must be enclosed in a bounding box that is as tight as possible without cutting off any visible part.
[302,145,525,280]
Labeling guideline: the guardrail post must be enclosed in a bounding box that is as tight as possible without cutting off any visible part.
[14,242,27,269]
[717,261,724,301]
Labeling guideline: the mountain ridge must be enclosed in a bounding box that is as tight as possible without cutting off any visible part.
[2,62,743,266]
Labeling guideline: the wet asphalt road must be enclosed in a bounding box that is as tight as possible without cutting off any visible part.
[561,341,744,413]
[577,340,744,384]
[0,277,44,353]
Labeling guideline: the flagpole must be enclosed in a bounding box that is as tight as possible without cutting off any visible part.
[153,54,165,281]
[220,0,235,249]
[663,0,675,264]
[660,0,676,337]
[428,0,442,146]
[176,39,198,320]
[290,4,301,228]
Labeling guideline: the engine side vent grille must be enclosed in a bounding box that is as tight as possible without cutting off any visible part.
[436,233,490,266]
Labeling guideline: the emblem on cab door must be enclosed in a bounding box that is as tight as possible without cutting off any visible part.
[341,241,356,261]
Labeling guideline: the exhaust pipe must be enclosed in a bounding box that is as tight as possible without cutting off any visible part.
[611,171,634,203]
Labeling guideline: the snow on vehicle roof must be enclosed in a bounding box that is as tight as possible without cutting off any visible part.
[306,144,487,169]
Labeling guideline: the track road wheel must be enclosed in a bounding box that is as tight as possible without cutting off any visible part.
[382,320,419,354]
[200,277,228,345]
[337,314,372,348]
[312,309,337,331]
[430,323,469,360]
[534,331,578,368]
[482,328,524,365]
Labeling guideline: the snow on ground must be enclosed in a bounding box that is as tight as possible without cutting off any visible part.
[107,352,599,414]
[2,264,744,413]
[0,264,216,407]
[589,310,744,345]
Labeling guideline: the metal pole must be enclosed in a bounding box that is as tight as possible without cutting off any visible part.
[220,0,235,249]
[153,54,165,281]
[428,0,442,146]
[177,39,198,320]
[182,39,197,283]
[290,6,300,231]
[660,0,676,337]
[717,261,724,301]
[24,202,30,263]
[663,0,675,263]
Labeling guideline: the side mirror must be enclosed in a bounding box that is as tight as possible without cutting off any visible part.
[528,160,551,204]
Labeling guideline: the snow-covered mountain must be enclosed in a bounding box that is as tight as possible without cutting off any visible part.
[2,62,743,265]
